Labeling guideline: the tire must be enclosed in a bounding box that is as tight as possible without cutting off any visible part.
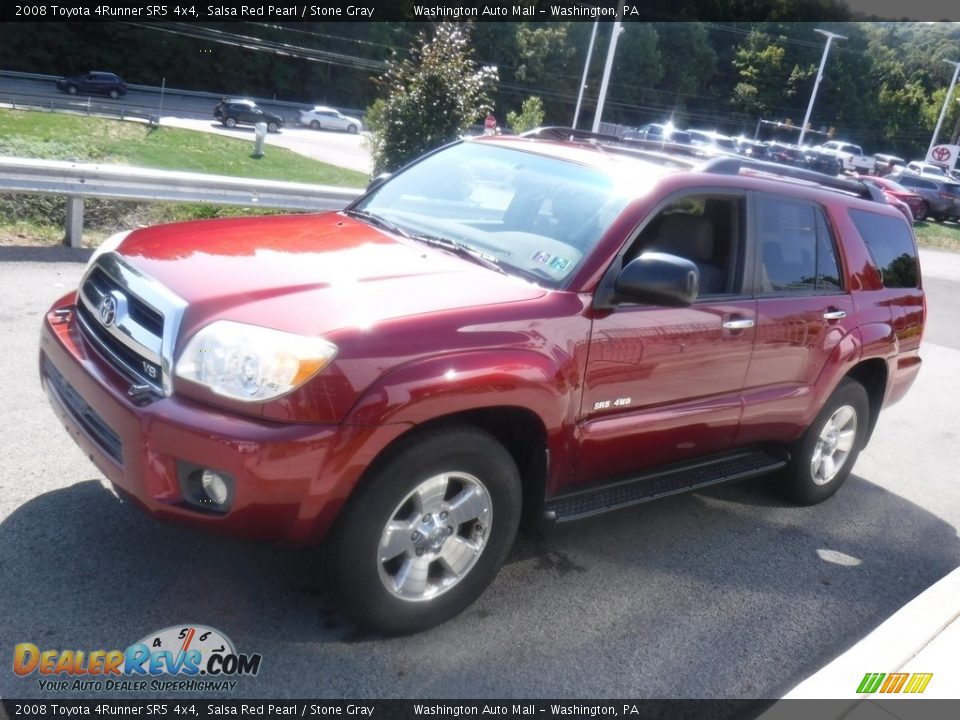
[108,89,119,99]
[309,120,321,130]
[224,117,237,128]
[778,378,869,506]
[267,121,279,133]
[347,124,359,134]
[323,426,522,635]
[932,215,944,223]
[67,85,78,95]
[914,201,928,222]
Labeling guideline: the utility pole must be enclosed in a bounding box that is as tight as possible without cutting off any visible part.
[573,22,599,130]
[592,0,625,134]
[798,29,846,147]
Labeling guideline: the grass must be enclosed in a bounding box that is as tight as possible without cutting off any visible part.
[913,219,960,252]
[0,109,368,246]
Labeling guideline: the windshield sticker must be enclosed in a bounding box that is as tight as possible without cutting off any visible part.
[549,256,570,271]
[531,251,552,263]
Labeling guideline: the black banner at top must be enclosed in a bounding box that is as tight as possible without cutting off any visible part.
[1,0,959,23]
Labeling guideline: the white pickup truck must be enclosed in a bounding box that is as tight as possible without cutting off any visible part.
[815,140,876,174]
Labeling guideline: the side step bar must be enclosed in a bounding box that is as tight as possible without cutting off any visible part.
[544,450,787,522]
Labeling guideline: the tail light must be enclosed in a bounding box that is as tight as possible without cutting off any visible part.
[938,192,956,200]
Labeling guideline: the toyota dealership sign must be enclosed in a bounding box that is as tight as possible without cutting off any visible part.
[926,144,959,171]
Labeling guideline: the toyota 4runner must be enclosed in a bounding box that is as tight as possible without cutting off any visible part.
[40,128,925,634]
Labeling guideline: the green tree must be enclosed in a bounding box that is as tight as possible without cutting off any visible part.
[506,96,545,134]
[366,23,496,175]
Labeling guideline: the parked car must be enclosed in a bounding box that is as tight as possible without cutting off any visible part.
[801,146,843,176]
[766,142,808,168]
[299,106,363,134]
[687,129,738,154]
[622,123,691,145]
[213,99,284,132]
[873,154,907,176]
[905,161,949,178]
[55,71,127,99]
[41,131,924,634]
[815,140,876,174]
[734,137,770,160]
[889,171,960,221]
[859,175,928,221]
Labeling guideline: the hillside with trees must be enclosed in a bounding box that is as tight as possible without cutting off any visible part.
[2,20,959,157]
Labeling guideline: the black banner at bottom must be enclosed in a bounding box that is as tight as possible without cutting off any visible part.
[3,700,959,720]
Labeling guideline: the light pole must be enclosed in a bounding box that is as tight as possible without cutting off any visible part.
[573,21,599,130]
[592,1,625,134]
[798,29,846,147]
[928,60,960,156]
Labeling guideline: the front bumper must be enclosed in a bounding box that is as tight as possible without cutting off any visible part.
[39,295,408,546]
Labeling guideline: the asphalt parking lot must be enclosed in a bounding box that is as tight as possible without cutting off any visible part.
[0,245,958,700]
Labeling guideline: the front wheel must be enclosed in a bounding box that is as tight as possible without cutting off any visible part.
[267,121,279,133]
[67,85,78,95]
[323,426,521,634]
[347,124,359,134]
[224,117,237,128]
[108,89,119,99]
[914,201,928,221]
[309,120,321,130]
[778,378,869,505]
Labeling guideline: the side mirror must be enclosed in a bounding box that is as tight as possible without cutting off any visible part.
[366,173,392,193]
[614,252,699,307]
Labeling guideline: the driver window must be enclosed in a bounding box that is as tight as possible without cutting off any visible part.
[624,194,743,296]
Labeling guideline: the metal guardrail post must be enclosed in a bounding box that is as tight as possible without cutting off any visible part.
[65,196,84,248]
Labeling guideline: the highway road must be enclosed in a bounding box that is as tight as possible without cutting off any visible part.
[0,246,957,700]
[0,73,374,174]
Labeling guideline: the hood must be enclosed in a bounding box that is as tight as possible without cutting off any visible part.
[113,213,547,339]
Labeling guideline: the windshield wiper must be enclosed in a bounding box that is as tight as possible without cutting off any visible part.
[343,209,412,238]
[408,234,506,275]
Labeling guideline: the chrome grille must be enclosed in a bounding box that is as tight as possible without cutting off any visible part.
[76,253,186,396]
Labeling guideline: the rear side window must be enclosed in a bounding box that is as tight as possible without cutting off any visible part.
[756,196,842,293]
[848,209,919,288]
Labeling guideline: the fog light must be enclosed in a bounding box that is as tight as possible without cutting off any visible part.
[201,470,230,506]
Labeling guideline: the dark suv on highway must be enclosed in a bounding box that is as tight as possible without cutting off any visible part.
[55,71,127,99]
[40,128,925,634]
[213,99,285,133]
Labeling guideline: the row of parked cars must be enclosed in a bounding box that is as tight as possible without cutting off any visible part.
[622,122,960,223]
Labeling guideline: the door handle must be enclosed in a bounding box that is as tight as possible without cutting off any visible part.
[823,310,847,321]
[722,318,755,330]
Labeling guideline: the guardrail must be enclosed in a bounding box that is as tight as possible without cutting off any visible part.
[0,156,363,247]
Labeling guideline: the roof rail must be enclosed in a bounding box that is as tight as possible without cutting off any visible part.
[701,156,886,203]
[521,126,621,144]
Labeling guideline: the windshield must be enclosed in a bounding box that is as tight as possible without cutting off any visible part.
[352,142,633,287]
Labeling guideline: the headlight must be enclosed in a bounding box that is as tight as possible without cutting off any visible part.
[175,321,337,402]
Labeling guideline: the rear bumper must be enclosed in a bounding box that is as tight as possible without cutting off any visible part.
[40,295,409,546]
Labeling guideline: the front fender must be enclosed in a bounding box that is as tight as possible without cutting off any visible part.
[343,349,577,432]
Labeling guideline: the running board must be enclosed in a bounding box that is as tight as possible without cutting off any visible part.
[544,450,786,522]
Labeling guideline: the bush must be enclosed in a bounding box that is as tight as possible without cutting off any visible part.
[367,23,497,175]
[506,96,545,135]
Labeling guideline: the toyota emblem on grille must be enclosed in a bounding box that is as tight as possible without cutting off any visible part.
[98,295,118,326]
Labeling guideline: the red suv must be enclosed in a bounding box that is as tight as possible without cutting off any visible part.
[40,129,925,634]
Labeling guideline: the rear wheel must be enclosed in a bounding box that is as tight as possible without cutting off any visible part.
[67,85,78,95]
[108,89,119,99]
[267,121,279,133]
[323,426,521,634]
[778,379,869,505]
[914,201,928,221]
[310,120,321,130]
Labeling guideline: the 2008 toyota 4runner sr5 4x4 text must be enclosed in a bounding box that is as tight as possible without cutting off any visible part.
[40,129,925,634]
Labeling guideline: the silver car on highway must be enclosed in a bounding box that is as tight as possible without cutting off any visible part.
[298,106,363,134]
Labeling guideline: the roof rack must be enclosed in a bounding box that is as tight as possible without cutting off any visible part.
[518,126,887,205]
[521,126,622,144]
[701,156,886,203]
